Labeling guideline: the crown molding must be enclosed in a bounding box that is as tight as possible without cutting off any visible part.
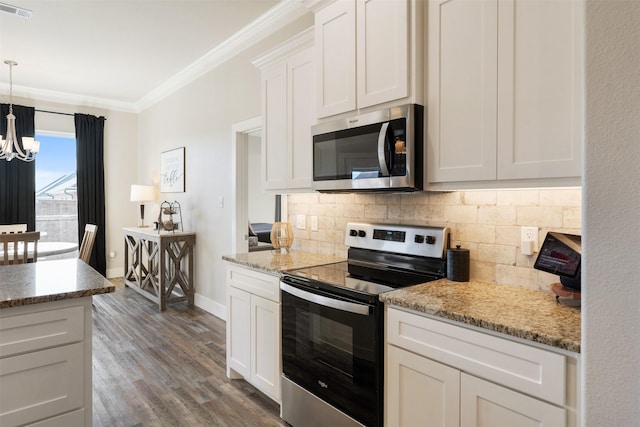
[0,83,139,113]
[136,0,309,112]
[251,27,314,69]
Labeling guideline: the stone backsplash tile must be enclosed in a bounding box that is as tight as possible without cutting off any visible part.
[286,188,582,290]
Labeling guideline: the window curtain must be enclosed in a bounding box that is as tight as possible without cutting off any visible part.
[75,113,106,276]
[0,104,36,230]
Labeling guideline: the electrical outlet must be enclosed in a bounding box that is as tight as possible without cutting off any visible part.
[520,226,539,255]
[296,214,306,230]
[310,216,318,231]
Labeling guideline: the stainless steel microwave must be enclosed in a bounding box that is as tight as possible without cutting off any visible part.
[311,104,424,192]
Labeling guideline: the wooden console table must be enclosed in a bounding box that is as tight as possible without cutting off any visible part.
[123,227,196,311]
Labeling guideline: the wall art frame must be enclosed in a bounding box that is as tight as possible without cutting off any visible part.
[160,147,185,193]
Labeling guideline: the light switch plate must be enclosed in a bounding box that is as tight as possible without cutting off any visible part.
[311,216,318,231]
[296,214,306,230]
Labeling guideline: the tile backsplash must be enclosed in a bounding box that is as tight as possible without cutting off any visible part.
[286,189,581,291]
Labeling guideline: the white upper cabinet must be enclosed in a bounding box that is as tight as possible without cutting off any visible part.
[427,0,583,187]
[356,0,409,109]
[496,0,583,180]
[315,1,356,117]
[427,0,498,183]
[256,30,315,192]
[315,0,420,118]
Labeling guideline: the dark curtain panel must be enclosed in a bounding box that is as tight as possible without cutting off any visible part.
[75,113,106,275]
[0,104,36,230]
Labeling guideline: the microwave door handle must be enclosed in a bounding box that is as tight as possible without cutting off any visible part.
[280,283,370,316]
[377,122,391,177]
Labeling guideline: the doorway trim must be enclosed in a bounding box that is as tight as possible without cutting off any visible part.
[231,116,262,255]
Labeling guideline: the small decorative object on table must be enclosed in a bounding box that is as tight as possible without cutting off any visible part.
[270,221,294,253]
[156,201,183,233]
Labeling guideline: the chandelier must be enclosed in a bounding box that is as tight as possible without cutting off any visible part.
[1,60,39,162]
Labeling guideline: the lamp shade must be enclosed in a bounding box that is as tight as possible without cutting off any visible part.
[130,185,154,202]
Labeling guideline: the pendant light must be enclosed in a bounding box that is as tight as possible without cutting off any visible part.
[1,60,39,162]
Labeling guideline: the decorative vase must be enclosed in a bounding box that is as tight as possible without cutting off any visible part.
[270,221,294,253]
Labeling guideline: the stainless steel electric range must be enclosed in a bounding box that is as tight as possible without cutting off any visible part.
[280,222,450,427]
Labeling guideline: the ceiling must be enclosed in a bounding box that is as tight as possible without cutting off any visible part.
[0,0,291,112]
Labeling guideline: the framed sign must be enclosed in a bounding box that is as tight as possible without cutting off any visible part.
[160,147,185,193]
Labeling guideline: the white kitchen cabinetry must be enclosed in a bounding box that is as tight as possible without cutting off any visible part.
[0,298,92,427]
[256,29,314,192]
[226,264,281,403]
[427,0,583,187]
[315,0,421,118]
[386,307,580,427]
[386,345,460,427]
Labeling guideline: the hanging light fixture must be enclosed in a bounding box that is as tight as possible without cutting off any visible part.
[1,59,39,162]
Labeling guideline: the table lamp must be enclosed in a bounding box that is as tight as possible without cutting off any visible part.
[130,185,154,227]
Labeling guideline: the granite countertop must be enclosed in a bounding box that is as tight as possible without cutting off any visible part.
[222,250,345,274]
[380,279,581,353]
[0,258,115,308]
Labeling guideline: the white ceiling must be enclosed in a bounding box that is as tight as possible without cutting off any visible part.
[0,0,296,112]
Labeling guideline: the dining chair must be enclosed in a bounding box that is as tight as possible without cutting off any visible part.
[0,224,27,234]
[79,224,98,263]
[0,231,41,265]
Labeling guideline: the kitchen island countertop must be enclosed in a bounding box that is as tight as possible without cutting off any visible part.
[0,258,115,308]
[380,278,581,353]
[222,250,344,274]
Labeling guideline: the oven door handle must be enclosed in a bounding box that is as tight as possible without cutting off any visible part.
[280,283,371,316]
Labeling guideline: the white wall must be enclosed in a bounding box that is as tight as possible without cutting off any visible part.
[583,0,640,424]
[136,16,313,317]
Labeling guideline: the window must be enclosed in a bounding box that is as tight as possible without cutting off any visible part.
[35,133,78,254]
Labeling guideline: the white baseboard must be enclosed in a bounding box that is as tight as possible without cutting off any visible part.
[195,293,227,321]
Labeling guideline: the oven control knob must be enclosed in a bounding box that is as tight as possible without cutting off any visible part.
[414,235,425,244]
[349,229,358,237]
[358,230,366,238]
[425,235,436,244]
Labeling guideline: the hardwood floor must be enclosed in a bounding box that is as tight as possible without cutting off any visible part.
[92,280,287,427]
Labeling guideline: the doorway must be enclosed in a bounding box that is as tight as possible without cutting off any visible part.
[231,117,285,255]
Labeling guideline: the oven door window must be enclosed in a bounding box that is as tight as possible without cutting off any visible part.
[281,285,381,427]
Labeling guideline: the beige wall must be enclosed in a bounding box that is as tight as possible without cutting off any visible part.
[287,188,581,290]
[136,16,313,315]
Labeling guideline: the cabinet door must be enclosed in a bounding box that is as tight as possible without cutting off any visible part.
[250,295,281,401]
[226,286,251,378]
[315,0,356,118]
[427,0,498,183]
[356,0,409,109]
[460,373,566,427]
[0,343,84,427]
[287,48,314,189]
[386,345,460,427]
[497,0,583,180]
[262,62,288,190]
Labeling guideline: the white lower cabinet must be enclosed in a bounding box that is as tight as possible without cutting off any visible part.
[226,264,281,403]
[0,298,92,427]
[386,307,579,427]
[460,373,565,427]
[386,345,460,427]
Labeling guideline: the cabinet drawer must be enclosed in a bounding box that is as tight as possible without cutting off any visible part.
[0,342,84,427]
[387,307,566,405]
[227,265,280,303]
[0,306,84,358]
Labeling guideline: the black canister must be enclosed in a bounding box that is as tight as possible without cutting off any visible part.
[447,245,470,282]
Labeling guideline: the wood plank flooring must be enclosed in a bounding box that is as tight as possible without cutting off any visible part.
[92,280,287,427]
